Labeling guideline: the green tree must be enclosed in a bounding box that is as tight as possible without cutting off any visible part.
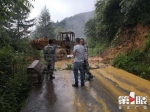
[0,0,34,29]
[120,0,150,25]
[32,6,55,39]
[95,0,123,42]
[84,18,96,38]
[0,0,35,51]
[54,26,64,39]
[0,0,37,111]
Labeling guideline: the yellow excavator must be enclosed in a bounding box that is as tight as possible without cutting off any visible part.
[29,31,75,60]
[27,31,75,83]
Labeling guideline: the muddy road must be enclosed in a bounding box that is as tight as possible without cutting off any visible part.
[22,60,150,112]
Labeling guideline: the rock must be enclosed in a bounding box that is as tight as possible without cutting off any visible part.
[90,65,99,69]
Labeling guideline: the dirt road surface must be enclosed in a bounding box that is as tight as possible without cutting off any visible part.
[22,60,150,112]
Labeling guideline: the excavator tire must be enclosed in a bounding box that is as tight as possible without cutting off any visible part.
[56,48,67,60]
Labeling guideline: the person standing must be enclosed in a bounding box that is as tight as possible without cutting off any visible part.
[80,38,93,80]
[65,36,71,54]
[72,38,85,87]
[43,39,56,79]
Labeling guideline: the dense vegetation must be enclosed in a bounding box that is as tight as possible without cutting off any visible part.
[113,34,150,80]
[85,0,150,80]
[0,0,42,111]
[85,0,150,43]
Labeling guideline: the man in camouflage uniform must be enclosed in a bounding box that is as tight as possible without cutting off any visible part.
[80,38,93,80]
[43,39,56,79]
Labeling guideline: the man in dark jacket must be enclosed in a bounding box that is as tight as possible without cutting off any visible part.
[80,38,93,80]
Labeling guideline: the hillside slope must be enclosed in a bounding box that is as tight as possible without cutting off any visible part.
[99,24,150,61]
[94,24,150,80]
[53,11,94,38]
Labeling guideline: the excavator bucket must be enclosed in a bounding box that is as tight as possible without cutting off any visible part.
[29,37,49,50]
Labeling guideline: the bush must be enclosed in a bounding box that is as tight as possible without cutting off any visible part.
[87,37,108,57]
[66,64,72,70]
[113,49,150,80]
[0,47,33,112]
[0,46,14,85]
[113,53,128,68]
[0,73,32,112]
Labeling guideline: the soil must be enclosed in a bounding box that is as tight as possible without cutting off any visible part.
[98,24,150,62]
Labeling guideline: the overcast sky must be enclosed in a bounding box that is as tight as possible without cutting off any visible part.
[29,0,96,22]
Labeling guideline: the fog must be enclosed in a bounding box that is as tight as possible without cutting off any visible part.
[29,0,95,22]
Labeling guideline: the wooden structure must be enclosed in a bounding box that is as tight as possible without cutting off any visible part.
[27,60,46,83]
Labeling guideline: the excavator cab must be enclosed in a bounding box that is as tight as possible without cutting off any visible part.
[57,31,75,42]
[56,31,75,54]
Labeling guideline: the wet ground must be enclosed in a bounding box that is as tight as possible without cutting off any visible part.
[22,60,150,112]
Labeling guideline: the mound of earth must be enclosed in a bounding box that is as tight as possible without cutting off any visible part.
[98,24,150,62]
